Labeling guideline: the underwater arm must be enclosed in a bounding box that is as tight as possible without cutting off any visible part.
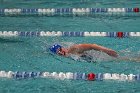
[117,56,140,62]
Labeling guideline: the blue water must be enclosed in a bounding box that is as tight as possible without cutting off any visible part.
[0,0,140,93]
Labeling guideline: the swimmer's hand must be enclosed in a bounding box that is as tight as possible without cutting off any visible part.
[105,50,118,57]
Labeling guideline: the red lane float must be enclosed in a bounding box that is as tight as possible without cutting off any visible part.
[87,73,96,81]
[133,8,139,12]
[117,32,123,38]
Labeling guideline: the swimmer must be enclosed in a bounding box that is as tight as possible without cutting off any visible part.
[49,44,140,62]
[49,44,118,57]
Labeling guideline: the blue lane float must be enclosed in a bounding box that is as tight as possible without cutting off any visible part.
[13,71,42,79]
[73,73,86,80]
[0,9,4,14]
[21,9,38,14]
[55,8,72,13]
[18,32,40,37]
[62,32,84,37]
[96,73,103,81]
[125,8,133,12]
[107,32,117,37]
[90,8,107,13]
[135,74,140,80]
[123,32,129,37]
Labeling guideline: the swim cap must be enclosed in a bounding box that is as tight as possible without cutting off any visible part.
[49,44,62,53]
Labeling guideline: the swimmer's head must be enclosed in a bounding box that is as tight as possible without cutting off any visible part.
[49,44,62,54]
[49,44,66,56]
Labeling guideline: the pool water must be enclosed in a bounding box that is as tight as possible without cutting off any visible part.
[0,0,140,93]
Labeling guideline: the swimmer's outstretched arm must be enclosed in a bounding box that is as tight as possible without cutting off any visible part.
[68,44,118,57]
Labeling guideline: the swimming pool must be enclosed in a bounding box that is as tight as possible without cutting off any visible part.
[0,0,140,93]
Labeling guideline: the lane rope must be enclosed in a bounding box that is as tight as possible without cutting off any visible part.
[0,70,139,81]
[0,8,139,16]
[0,31,140,38]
